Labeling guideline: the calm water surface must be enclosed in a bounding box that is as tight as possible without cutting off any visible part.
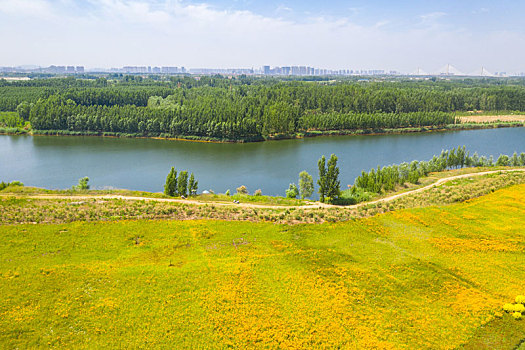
[1,128,524,197]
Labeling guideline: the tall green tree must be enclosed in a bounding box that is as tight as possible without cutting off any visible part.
[325,154,341,201]
[188,172,198,196]
[16,102,32,120]
[318,155,327,203]
[164,167,177,196]
[298,171,314,199]
[177,171,189,197]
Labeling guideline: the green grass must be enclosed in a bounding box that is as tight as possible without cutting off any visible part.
[194,192,307,206]
[0,185,524,348]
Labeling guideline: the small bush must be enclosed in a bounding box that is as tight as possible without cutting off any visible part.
[285,184,299,199]
[72,177,90,191]
[332,197,357,205]
[254,189,262,196]
[512,312,523,320]
[236,185,248,195]
[516,295,525,304]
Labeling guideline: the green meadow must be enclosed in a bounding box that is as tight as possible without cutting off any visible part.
[1,185,524,349]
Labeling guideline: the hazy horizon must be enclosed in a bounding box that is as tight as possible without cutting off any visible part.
[1,0,525,74]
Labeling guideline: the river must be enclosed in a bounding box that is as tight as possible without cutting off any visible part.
[1,128,524,197]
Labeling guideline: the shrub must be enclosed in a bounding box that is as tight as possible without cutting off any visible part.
[332,197,357,205]
[512,312,523,320]
[339,186,372,205]
[236,185,248,195]
[285,183,299,199]
[225,189,230,196]
[8,181,24,187]
[254,189,262,196]
[516,295,525,304]
[72,177,90,191]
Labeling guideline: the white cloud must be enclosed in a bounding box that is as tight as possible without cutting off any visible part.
[472,7,489,14]
[275,4,292,13]
[347,7,361,16]
[92,0,172,24]
[419,11,447,24]
[0,0,55,19]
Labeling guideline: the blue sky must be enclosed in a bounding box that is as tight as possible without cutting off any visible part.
[1,0,524,73]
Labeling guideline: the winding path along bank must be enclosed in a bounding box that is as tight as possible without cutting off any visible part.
[3,169,525,210]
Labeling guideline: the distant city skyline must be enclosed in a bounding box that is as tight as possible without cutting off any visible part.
[1,0,524,72]
[1,63,521,77]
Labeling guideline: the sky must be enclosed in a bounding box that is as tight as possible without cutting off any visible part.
[1,0,524,73]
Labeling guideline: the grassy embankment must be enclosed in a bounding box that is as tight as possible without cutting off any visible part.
[1,168,525,225]
[0,183,524,348]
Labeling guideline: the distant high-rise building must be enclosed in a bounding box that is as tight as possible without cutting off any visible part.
[76,66,84,73]
[47,65,66,73]
[123,66,147,73]
[66,66,75,73]
[263,65,270,75]
[161,66,179,74]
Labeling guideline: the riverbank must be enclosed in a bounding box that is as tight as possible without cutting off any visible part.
[2,168,524,221]
[1,120,524,143]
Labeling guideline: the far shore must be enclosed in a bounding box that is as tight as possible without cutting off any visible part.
[0,118,524,143]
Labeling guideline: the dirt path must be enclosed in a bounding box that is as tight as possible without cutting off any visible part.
[3,169,525,210]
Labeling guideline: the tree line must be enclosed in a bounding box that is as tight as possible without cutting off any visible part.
[286,156,341,204]
[164,167,198,197]
[352,146,525,195]
[3,76,525,141]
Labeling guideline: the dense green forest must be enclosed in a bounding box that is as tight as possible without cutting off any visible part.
[2,76,525,141]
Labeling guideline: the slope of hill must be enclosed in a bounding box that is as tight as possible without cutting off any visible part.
[0,185,524,348]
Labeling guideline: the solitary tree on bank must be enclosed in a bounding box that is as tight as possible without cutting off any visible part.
[318,154,341,203]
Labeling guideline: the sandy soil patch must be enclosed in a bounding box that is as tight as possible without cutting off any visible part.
[459,115,525,123]
[0,77,31,81]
